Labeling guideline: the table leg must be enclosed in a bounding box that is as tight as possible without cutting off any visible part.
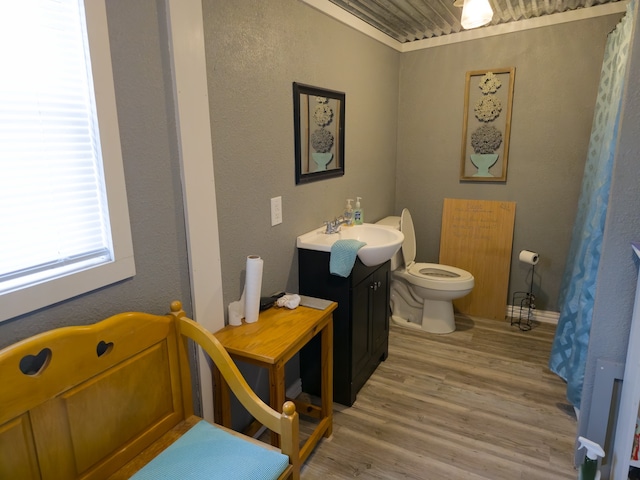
[269,361,286,446]
[320,320,333,437]
[212,366,232,427]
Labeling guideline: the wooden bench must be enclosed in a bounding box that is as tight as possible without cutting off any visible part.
[0,301,300,479]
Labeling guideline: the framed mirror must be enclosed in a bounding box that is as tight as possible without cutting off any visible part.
[293,82,345,184]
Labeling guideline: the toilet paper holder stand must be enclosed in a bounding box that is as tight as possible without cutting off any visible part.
[510,262,536,332]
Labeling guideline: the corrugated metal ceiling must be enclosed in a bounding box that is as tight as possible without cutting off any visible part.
[328,0,623,42]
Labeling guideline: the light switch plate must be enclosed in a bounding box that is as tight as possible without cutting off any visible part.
[271,196,282,226]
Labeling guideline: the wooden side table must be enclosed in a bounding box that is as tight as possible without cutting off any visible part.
[213,301,337,463]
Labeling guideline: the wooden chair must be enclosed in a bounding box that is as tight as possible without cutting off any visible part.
[0,301,300,479]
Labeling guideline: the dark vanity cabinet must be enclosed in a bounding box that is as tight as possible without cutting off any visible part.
[298,248,390,406]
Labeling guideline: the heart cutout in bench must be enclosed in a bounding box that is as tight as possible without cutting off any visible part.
[96,340,114,357]
[19,348,52,376]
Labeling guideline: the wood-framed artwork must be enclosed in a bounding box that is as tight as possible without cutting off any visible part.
[293,82,345,185]
[460,67,515,182]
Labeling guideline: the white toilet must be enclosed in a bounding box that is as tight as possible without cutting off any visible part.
[376,208,474,334]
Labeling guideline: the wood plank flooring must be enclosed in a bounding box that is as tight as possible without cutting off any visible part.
[299,315,577,479]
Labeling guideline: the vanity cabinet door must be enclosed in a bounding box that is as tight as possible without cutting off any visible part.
[298,248,390,406]
[351,274,371,381]
[371,265,390,360]
[350,262,390,401]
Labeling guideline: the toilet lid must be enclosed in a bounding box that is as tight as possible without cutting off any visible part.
[400,208,416,266]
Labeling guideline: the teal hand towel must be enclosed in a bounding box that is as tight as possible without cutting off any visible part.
[330,239,366,277]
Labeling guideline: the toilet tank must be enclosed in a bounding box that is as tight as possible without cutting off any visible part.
[375,216,402,270]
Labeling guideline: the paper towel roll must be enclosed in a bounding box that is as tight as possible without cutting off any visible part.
[243,255,263,323]
[519,250,539,266]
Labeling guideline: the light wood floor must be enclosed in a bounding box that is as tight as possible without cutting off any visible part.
[300,315,577,479]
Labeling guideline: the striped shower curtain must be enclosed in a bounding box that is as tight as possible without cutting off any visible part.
[549,0,637,409]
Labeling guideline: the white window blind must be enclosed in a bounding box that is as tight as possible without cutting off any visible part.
[0,0,135,319]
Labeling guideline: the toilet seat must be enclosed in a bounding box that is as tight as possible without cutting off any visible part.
[414,266,460,278]
[398,209,474,292]
[395,263,474,291]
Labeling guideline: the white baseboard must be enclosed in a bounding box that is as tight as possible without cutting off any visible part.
[506,305,560,325]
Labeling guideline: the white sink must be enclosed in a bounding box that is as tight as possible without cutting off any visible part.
[296,223,404,267]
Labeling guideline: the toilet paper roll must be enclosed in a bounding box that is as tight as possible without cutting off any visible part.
[243,255,263,323]
[519,250,539,266]
[228,293,244,326]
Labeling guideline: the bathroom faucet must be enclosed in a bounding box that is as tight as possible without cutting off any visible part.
[324,216,350,234]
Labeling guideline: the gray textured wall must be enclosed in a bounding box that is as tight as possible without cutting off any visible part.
[0,3,621,344]
[0,1,192,348]
[396,15,622,312]
[203,0,400,311]
[0,4,622,344]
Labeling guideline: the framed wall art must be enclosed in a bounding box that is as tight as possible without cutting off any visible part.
[460,67,515,182]
[293,82,345,185]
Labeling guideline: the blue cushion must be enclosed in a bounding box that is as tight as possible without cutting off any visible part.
[130,420,289,480]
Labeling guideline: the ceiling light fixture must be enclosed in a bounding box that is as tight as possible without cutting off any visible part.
[458,0,493,29]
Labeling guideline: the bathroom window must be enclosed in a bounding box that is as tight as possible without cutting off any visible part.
[0,0,135,321]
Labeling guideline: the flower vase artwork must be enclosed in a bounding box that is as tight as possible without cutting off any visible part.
[470,72,503,177]
[310,97,334,171]
[470,125,502,177]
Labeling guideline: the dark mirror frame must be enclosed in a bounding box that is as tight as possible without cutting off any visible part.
[293,82,345,185]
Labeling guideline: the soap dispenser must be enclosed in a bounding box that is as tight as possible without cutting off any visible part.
[344,199,354,226]
[354,197,364,225]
